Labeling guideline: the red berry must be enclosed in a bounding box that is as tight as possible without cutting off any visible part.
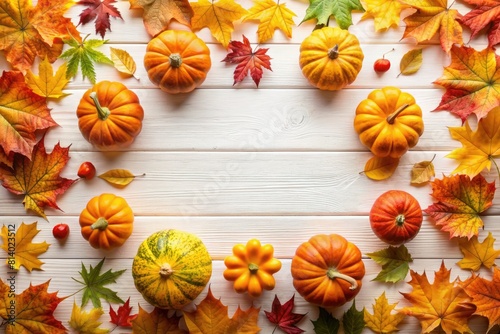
[374,58,391,72]
[78,161,96,179]
[53,223,70,240]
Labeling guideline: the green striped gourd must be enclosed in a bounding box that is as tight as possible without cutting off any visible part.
[132,229,212,309]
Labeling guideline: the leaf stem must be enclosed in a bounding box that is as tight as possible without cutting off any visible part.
[491,158,500,183]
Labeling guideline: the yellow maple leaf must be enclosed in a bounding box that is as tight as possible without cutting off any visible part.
[190,0,248,48]
[364,292,405,334]
[241,0,296,43]
[25,58,70,99]
[0,222,50,272]
[361,0,409,31]
[458,232,500,271]
[68,302,109,334]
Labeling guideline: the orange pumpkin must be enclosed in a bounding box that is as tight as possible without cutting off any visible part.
[77,81,144,151]
[291,234,365,308]
[79,193,134,249]
[144,30,211,94]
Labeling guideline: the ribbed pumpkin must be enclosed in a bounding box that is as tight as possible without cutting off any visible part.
[144,30,211,94]
[291,234,365,308]
[132,229,212,309]
[77,81,144,151]
[354,86,424,158]
[299,27,364,90]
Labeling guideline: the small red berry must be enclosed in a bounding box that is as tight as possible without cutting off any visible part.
[78,161,96,179]
[373,48,395,73]
[53,223,70,240]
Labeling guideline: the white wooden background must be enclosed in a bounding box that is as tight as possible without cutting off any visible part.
[0,1,498,333]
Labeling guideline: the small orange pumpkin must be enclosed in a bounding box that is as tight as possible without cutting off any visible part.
[144,30,211,94]
[79,193,134,249]
[77,81,144,151]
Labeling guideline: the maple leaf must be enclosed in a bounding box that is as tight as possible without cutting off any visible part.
[68,302,109,334]
[0,280,67,333]
[458,0,500,47]
[424,174,495,239]
[446,107,500,177]
[361,0,409,31]
[457,232,500,271]
[190,0,247,48]
[0,0,79,73]
[364,292,405,334]
[343,301,365,334]
[0,222,50,272]
[241,0,296,43]
[400,262,476,334]
[366,244,413,283]
[399,0,463,53]
[77,0,123,39]
[132,306,186,334]
[222,35,272,87]
[109,297,137,327]
[72,258,126,308]
[129,0,194,37]
[0,136,76,219]
[264,294,306,334]
[461,269,500,332]
[311,307,340,333]
[433,45,500,122]
[301,0,364,29]
[0,71,57,161]
[25,58,70,99]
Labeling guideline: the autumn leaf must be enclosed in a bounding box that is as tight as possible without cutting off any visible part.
[398,48,423,77]
[360,0,409,31]
[400,0,463,53]
[241,0,296,43]
[132,306,186,334]
[0,280,67,333]
[77,0,123,39]
[301,0,365,30]
[410,155,435,185]
[362,156,400,181]
[0,136,76,219]
[0,0,79,73]
[457,232,500,271]
[264,294,306,334]
[424,174,495,239]
[0,71,57,160]
[311,307,339,333]
[25,58,70,99]
[446,107,500,177]
[458,0,500,47]
[129,0,194,37]
[190,0,247,48]
[364,292,405,334]
[433,45,500,122]
[98,169,143,187]
[68,302,109,334]
[110,47,137,78]
[72,258,126,308]
[400,262,476,334]
[343,301,365,334]
[222,35,272,87]
[366,244,413,283]
[110,298,138,327]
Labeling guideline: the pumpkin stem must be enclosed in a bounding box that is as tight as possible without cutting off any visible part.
[248,263,259,273]
[395,214,406,226]
[326,268,358,290]
[89,92,110,121]
[327,45,339,60]
[386,104,409,124]
[169,53,183,68]
[91,217,109,230]
[159,263,174,278]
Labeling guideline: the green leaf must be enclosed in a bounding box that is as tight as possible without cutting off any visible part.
[312,307,339,333]
[343,300,365,334]
[366,245,413,283]
[301,0,364,29]
[398,48,423,77]
[72,258,126,308]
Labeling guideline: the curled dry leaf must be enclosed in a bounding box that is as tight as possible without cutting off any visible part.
[110,47,138,78]
[98,169,144,187]
[362,156,400,180]
[398,48,423,77]
[410,154,435,185]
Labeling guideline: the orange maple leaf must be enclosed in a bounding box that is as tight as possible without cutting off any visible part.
[0,0,79,73]
[0,280,67,333]
[400,0,463,53]
[0,136,76,219]
[132,306,186,333]
[433,45,500,122]
[400,262,476,334]
[424,174,495,239]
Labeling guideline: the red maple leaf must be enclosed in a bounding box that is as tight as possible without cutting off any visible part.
[458,0,500,47]
[222,35,272,87]
[264,294,306,334]
[110,297,138,327]
[77,0,123,38]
